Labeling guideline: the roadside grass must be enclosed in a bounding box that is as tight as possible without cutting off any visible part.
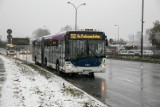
[61,84,84,98]
[14,58,52,79]
[83,102,91,107]
[25,63,52,79]
[107,55,160,64]
[1,55,108,107]
[61,84,103,107]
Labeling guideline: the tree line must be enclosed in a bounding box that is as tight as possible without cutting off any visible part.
[108,20,160,49]
[147,20,160,48]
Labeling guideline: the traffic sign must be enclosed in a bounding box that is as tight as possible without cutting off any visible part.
[12,38,30,45]
[7,29,12,34]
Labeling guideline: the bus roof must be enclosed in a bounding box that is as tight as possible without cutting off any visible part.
[32,30,106,41]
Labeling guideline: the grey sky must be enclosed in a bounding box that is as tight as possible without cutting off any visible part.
[0,0,160,41]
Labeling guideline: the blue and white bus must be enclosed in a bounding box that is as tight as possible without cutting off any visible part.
[32,30,108,75]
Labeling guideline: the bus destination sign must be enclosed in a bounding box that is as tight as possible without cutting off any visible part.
[70,34,102,39]
[52,40,58,46]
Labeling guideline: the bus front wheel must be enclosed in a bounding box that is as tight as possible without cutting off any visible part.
[89,72,94,78]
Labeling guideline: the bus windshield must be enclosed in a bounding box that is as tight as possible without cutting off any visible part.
[66,40,105,60]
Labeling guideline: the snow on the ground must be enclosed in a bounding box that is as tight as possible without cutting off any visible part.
[0,55,107,107]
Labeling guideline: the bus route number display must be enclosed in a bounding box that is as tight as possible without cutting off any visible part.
[70,34,101,39]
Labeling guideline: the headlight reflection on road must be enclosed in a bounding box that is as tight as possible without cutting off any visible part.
[19,54,27,60]
[101,80,106,102]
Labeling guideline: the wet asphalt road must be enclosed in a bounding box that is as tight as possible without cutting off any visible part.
[62,59,160,107]
[95,60,160,107]
[1,49,160,107]
[24,54,160,107]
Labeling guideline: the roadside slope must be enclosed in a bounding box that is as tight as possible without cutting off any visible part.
[0,55,107,107]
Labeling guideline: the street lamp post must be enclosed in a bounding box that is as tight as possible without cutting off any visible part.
[141,0,144,57]
[67,2,86,31]
[115,25,119,44]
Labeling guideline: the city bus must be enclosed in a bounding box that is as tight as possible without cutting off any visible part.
[32,30,108,76]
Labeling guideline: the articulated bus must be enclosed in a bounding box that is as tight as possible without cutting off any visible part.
[32,30,108,75]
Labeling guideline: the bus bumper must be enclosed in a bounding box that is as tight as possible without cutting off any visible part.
[65,65,106,74]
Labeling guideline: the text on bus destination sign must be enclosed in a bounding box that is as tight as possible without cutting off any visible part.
[51,40,58,46]
[70,34,101,39]
[52,41,57,45]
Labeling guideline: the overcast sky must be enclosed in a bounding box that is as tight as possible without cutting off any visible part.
[0,0,160,41]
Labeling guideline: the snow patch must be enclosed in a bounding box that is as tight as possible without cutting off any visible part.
[0,55,107,107]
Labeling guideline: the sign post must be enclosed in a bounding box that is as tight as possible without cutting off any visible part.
[7,29,12,44]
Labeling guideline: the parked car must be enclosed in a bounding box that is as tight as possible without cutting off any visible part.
[134,50,141,55]
[118,50,129,55]
[6,50,16,55]
[27,50,31,54]
[143,50,154,55]
[153,50,160,58]
[128,50,135,55]
[19,50,27,54]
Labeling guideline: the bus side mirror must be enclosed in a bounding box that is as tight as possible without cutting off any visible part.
[106,39,108,46]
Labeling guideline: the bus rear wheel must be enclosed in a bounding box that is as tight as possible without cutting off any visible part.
[56,63,61,75]
[35,56,37,65]
[44,58,47,67]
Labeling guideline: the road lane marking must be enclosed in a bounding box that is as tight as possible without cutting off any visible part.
[116,78,137,84]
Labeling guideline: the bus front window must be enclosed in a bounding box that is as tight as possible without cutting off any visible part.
[66,40,105,60]
[88,40,105,57]
[69,40,87,60]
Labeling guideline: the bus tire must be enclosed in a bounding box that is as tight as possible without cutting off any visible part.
[44,58,47,67]
[35,56,37,64]
[56,62,61,75]
[89,72,94,78]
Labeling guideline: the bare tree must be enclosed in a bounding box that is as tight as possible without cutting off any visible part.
[147,20,160,48]
[108,38,114,44]
[0,35,6,48]
[60,25,73,32]
[118,38,126,45]
[32,28,51,38]
[0,35,2,41]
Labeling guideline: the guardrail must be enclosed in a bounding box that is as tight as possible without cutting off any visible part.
[106,53,160,64]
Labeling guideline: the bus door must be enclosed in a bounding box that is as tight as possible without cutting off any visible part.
[59,40,64,69]
[41,38,45,65]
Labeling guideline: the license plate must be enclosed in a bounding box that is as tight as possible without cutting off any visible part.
[83,70,92,72]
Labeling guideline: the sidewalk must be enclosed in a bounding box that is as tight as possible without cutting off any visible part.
[0,55,107,107]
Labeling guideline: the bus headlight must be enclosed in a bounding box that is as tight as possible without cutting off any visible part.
[65,62,75,68]
[99,64,106,68]
[66,64,72,68]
